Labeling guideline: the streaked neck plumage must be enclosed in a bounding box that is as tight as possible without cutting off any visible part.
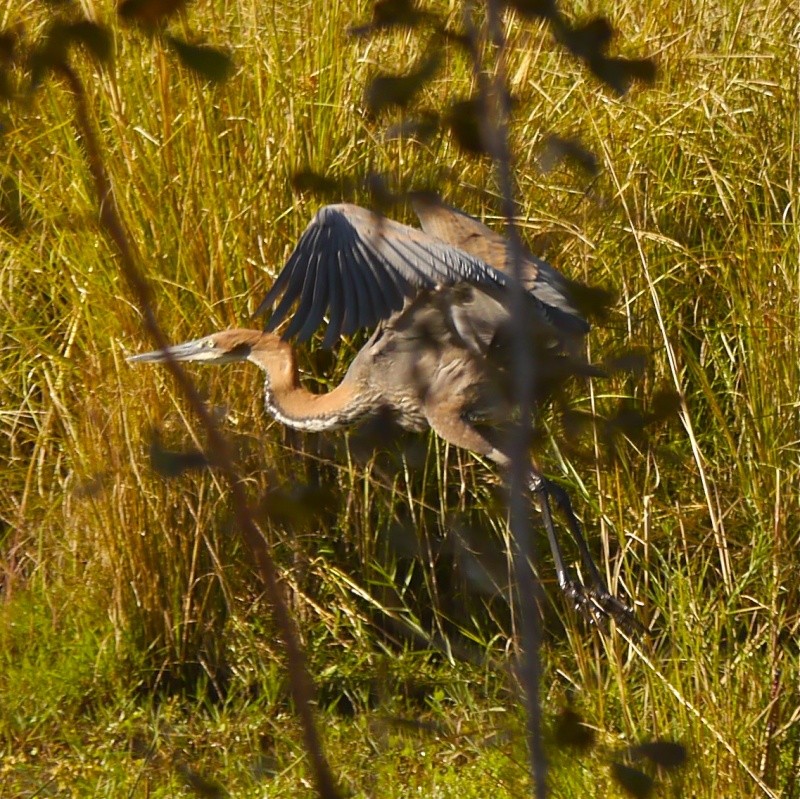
[250,338,375,432]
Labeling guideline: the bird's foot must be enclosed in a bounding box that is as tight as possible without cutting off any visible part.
[563,581,645,636]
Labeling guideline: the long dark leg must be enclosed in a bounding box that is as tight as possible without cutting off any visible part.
[525,472,580,595]
[539,477,606,590]
[537,476,643,632]
[426,402,585,613]
[424,399,577,586]
[426,399,640,629]
[526,472,603,618]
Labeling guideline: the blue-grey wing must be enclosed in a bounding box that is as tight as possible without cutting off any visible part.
[254,203,509,345]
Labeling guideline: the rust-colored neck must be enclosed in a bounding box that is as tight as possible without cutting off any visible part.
[266,381,372,432]
[250,344,372,432]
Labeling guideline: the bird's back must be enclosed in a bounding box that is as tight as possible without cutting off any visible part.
[410,194,589,339]
[345,285,536,431]
[344,279,596,433]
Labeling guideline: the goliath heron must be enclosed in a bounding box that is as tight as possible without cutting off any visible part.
[129,195,635,626]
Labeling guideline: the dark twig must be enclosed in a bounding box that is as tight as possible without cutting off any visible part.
[461,3,547,795]
[56,63,340,799]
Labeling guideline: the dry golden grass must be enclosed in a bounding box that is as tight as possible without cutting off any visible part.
[0,0,798,795]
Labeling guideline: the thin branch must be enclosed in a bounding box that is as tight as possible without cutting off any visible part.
[462,3,547,796]
[55,62,340,799]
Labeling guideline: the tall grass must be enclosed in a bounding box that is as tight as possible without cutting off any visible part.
[1,0,798,795]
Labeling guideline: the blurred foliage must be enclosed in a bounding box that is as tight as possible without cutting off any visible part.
[0,0,797,795]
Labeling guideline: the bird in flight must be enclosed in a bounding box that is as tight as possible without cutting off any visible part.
[129,195,637,628]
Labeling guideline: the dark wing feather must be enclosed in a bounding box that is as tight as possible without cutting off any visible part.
[260,225,321,333]
[283,243,324,340]
[255,203,508,345]
[352,235,406,313]
[337,247,359,338]
[343,228,373,333]
[320,251,344,348]
[292,245,329,342]
[346,234,393,325]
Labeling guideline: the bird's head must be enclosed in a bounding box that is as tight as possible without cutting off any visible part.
[127,329,297,385]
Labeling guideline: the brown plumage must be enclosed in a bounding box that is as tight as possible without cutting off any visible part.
[129,196,636,627]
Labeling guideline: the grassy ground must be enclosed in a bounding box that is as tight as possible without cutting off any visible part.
[1,0,798,796]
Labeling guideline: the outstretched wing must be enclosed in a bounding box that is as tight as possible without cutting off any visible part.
[254,204,510,348]
[410,193,589,336]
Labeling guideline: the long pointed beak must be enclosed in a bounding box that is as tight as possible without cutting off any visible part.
[127,337,224,364]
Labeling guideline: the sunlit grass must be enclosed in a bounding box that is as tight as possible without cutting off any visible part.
[1,0,798,795]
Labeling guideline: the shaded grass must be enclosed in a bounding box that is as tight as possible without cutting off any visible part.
[1,0,799,795]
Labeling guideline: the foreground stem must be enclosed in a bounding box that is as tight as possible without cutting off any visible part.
[57,62,340,799]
